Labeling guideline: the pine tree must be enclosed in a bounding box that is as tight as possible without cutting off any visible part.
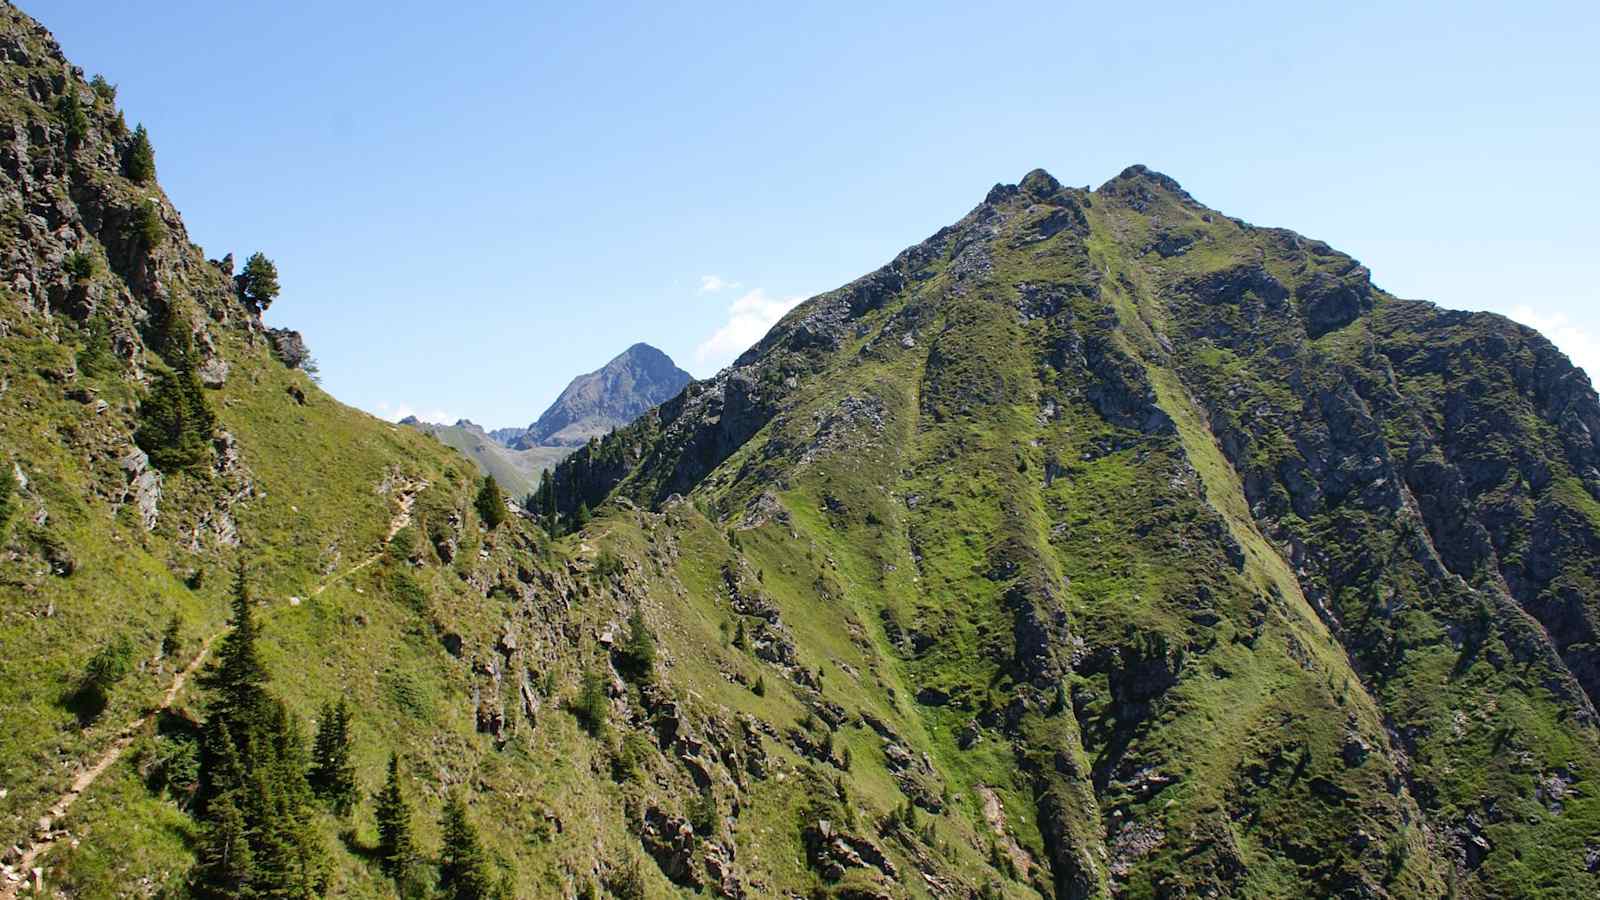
[201,564,271,766]
[531,461,556,525]
[617,609,655,682]
[134,318,215,472]
[374,753,420,886]
[235,252,280,315]
[125,123,155,183]
[573,501,591,530]
[89,73,117,104]
[439,794,499,900]
[309,697,357,816]
[77,315,120,377]
[134,199,165,251]
[57,91,88,146]
[474,475,506,531]
[192,563,328,898]
[191,788,256,899]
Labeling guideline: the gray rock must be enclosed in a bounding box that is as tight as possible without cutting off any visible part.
[267,328,308,369]
[119,447,161,531]
[197,356,228,387]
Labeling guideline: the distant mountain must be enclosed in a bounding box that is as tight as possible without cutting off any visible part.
[486,425,530,446]
[401,345,690,493]
[511,343,690,448]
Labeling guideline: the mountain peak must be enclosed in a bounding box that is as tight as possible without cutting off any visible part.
[1097,163,1195,204]
[512,343,691,448]
[1018,167,1063,198]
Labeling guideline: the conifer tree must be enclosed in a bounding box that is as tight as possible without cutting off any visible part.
[617,609,655,682]
[135,320,216,472]
[57,91,88,146]
[309,697,357,816]
[191,788,256,899]
[236,252,280,315]
[533,469,557,527]
[474,475,506,531]
[439,794,500,900]
[374,753,420,886]
[125,123,155,183]
[200,565,271,771]
[573,501,592,531]
[192,563,328,898]
[134,199,165,249]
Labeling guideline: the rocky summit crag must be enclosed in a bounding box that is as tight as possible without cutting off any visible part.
[510,342,691,449]
[0,3,1597,899]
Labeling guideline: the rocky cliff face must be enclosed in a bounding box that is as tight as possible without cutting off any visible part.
[512,341,691,448]
[551,166,1600,897]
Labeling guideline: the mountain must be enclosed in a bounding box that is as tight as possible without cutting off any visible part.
[402,418,564,498]
[1,3,1598,897]
[511,342,691,448]
[398,343,689,496]
[486,424,530,446]
[548,166,1600,897]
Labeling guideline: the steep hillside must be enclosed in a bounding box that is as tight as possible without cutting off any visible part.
[549,168,1600,897]
[512,343,691,449]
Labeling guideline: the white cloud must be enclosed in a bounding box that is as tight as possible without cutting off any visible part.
[699,274,741,294]
[372,401,455,424]
[695,288,803,369]
[1507,305,1600,381]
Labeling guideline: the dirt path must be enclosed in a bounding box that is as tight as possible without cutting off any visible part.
[0,479,427,897]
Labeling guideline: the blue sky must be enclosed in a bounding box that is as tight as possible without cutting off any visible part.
[30,0,1600,428]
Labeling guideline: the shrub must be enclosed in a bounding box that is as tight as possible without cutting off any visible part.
[125,124,155,183]
[72,635,135,722]
[65,250,94,281]
[610,732,651,783]
[388,524,418,562]
[687,791,717,836]
[593,547,623,580]
[389,570,429,615]
[605,859,646,900]
[161,613,183,658]
[751,674,765,697]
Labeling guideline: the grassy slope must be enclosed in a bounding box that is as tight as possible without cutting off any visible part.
[407,422,568,500]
